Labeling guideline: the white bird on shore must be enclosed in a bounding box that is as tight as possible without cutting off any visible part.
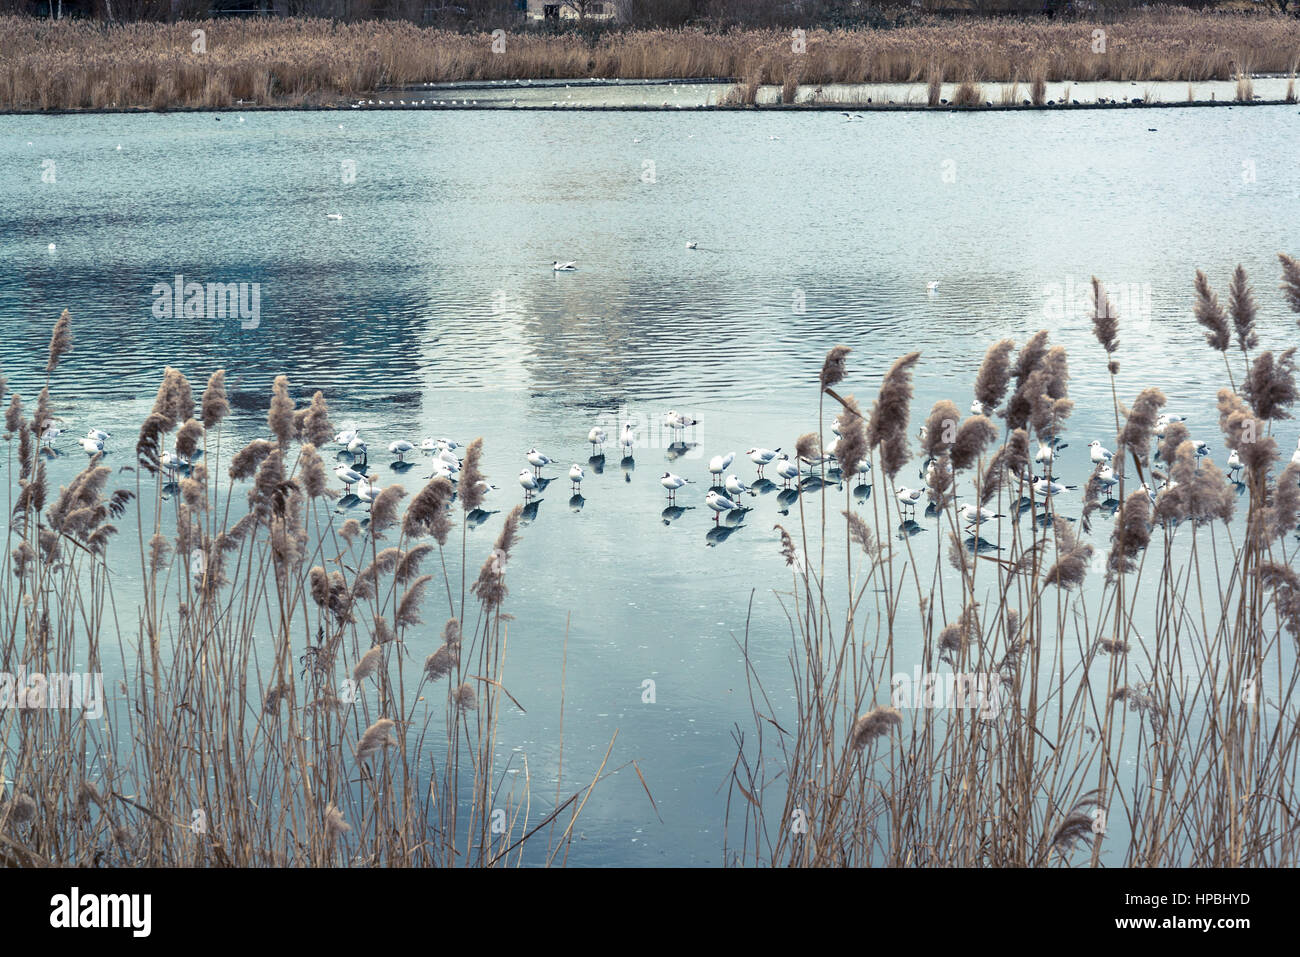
[518,469,539,499]
[664,410,699,432]
[552,260,578,271]
[724,474,753,498]
[588,426,607,453]
[1155,413,1187,438]
[426,461,457,482]
[1089,440,1113,464]
[959,503,1003,527]
[568,464,585,492]
[526,449,553,474]
[334,464,363,492]
[774,455,800,487]
[895,486,924,516]
[79,437,104,454]
[161,450,188,473]
[708,451,735,480]
[705,490,739,523]
[747,447,780,477]
[1032,476,1069,499]
[1096,465,1119,490]
[388,440,414,460]
[355,474,379,504]
[660,471,691,502]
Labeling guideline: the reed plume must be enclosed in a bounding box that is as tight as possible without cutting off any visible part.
[819,345,851,391]
[201,369,229,428]
[867,352,920,479]
[268,375,294,447]
[45,308,72,375]
[923,400,960,460]
[1229,265,1259,353]
[403,475,454,543]
[972,339,1015,416]
[1091,278,1119,360]
[1280,252,1300,314]
[1194,270,1231,352]
[356,718,397,761]
[458,438,487,512]
[1242,348,1298,421]
[850,706,901,750]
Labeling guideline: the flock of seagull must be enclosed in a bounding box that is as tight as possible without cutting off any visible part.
[34,405,1296,544]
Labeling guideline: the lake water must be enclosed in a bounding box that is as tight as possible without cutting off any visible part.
[2,105,1299,865]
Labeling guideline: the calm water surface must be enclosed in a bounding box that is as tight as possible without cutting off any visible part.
[2,106,1298,864]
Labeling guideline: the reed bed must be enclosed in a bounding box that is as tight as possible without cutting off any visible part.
[0,323,610,866]
[4,10,1300,110]
[726,257,1300,867]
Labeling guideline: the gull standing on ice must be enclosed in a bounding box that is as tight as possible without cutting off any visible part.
[705,490,739,524]
[748,447,780,478]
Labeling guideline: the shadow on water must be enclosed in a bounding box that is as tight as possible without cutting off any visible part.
[705,524,742,546]
[588,453,605,474]
[775,487,800,513]
[568,493,585,512]
[466,507,497,528]
[661,504,692,525]
[521,500,542,524]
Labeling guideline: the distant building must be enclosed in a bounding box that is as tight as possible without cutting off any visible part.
[526,0,618,20]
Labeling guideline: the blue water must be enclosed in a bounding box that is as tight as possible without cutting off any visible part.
[2,105,1298,864]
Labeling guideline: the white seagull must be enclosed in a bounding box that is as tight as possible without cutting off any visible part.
[660,471,691,502]
[959,503,1003,527]
[79,437,104,454]
[1089,440,1113,464]
[705,490,739,523]
[552,260,578,271]
[708,451,735,481]
[388,440,414,460]
[747,447,780,477]
[774,455,801,487]
[526,448,553,474]
[895,486,924,517]
[334,464,364,492]
[664,410,699,433]
[1227,449,1243,477]
[1096,465,1119,490]
[724,474,753,498]
[568,464,585,492]
[621,422,636,452]
[518,469,540,499]
[86,428,110,443]
[588,426,607,453]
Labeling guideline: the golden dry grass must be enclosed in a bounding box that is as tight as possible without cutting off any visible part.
[3,10,1300,110]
